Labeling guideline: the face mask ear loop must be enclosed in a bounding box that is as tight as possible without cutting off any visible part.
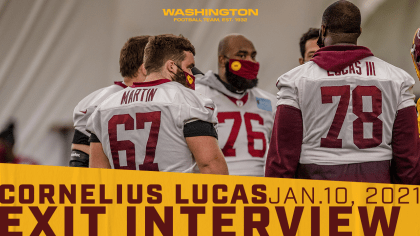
[174,63,183,72]
[168,62,179,82]
[322,26,327,46]
[223,55,230,66]
[317,26,328,48]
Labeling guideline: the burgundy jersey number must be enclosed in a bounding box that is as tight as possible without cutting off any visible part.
[320,85,350,148]
[218,112,241,156]
[352,86,383,149]
[108,114,136,169]
[217,112,266,158]
[108,111,161,170]
[320,85,382,149]
[244,113,267,157]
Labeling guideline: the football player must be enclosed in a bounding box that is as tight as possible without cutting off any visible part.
[410,27,420,135]
[299,28,320,65]
[266,0,420,184]
[0,122,38,165]
[195,34,276,177]
[70,35,150,167]
[87,34,228,174]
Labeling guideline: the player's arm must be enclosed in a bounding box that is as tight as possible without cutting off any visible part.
[71,100,96,167]
[184,120,228,175]
[417,98,420,137]
[266,69,303,178]
[391,106,420,184]
[70,130,90,167]
[265,105,303,178]
[88,133,111,169]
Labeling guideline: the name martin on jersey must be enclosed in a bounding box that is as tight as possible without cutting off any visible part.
[121,88,158,105]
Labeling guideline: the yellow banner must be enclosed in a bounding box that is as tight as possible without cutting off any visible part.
[0,163,419,235]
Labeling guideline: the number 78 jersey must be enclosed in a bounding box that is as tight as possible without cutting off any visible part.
[277,57,416,165]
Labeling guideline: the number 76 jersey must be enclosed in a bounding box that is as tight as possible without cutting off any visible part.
[196,71,277,176]
[277,56,416,165]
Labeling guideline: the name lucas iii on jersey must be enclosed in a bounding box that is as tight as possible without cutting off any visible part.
[327,61,376,77]
[121,88,158,105]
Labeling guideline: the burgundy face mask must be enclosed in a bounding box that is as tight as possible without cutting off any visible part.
[228,59,259,80]
[174,64,196,90]
[183,71,195,90]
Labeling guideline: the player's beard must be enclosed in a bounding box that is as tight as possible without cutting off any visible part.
[225,62,258,92]
[171,68,189,88]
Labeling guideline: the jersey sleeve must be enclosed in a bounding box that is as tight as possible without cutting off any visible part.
[73,101,98,137]
[276,67,301,109]
[179,89,218,125]
[265,105,303,178]
[73,84,125,136]
[391,106,420,184]
[86,107,102,142]
[397,70,416,110]
[184,120,218,139]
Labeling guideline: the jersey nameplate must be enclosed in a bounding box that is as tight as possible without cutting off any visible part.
[121,88,158,105]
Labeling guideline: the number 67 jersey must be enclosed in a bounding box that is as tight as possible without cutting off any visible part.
[86,79,217,172]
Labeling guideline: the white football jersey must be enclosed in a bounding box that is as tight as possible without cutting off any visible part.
[86,79,217,173]
[277,57,415,165]
[196,71,276,176]
[73,82,127,136]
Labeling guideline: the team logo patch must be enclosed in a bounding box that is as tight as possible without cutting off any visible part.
[256,97,272,112]
[187,75,193,84]
[231,61,241,71]
[236,100,244,107]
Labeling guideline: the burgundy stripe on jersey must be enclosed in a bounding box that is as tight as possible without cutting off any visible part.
[296,161,391,183]
[114,81,128,88]
[132,79,171,87]
[265,105,303,178]
[223,93,249,106]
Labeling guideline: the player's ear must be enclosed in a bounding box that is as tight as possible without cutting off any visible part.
[218,55,225,67]
[166,60,177,74]
[299,58,304,65]
[321,25,326,36]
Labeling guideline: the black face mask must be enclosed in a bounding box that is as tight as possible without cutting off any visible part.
[317,28,325,48]
[224,61,258,92]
